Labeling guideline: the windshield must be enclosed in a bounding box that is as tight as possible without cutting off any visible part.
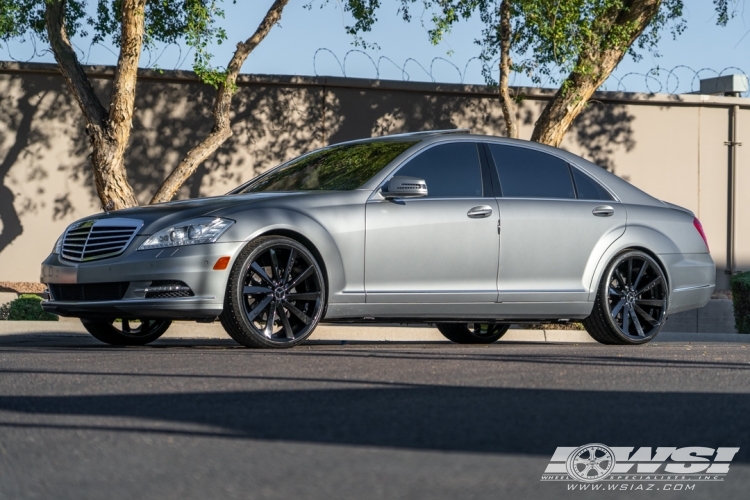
[235,141,417,193]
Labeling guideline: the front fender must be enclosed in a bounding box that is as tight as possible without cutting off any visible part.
[220,208,353,304]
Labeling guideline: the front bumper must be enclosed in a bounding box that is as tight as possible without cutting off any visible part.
[40,241,244,320]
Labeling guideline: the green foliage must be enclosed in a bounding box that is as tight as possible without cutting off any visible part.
[1,294,58,321]
[0,0,234,88]
[730,271,750,334]
[339,0,733,87]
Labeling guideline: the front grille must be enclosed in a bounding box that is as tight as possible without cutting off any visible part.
[49,282,130,302]
[61,218,142,262]
[144,280,194,299]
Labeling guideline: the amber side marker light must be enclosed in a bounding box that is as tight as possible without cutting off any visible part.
[213,256,231,270]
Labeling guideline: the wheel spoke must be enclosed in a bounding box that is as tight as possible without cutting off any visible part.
[246,295,273,322]
[633,304,661,327]
[286,292,321,301]
[629,307,645,336]
[283,248,295,285]
[250,262,274,286]
[633,261,649,289]
[283,300,312,324]
[286,265,314,291]
[621,305,630,333]
[627,258,633,285]
[243,286,272,295]
[635,298,665,307]
[637,276,662,295]
[269,248,280,280]
[609,287,624,297]
[614,269,628,288]
[278,304,295,338]
[264,302,277,337]
[610,298,625,318]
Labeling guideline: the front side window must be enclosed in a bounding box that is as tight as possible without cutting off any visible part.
[487,144,575,199]
[393,142,483,198]
[236,141,417,193]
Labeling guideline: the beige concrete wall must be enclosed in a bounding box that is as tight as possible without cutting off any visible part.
[0,62,747,289]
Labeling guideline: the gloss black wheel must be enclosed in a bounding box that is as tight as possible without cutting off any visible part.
[81,318,171,346]
[220,236,326,348]
[436,322,510,344]
[583,250,667,345]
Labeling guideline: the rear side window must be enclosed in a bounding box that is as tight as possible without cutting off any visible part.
[571,168,613,201]
[394,142,483,198]
[487,144,575,199]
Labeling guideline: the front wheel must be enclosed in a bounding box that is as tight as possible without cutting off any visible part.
[436,323,510,344]
[220,236,326,348]
[583,250,668,345]
[81,318,171,346]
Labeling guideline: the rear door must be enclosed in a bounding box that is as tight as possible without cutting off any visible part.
[365,141,500,304]
[485,143,626,303]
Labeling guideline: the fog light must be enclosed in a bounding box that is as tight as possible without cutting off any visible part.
[213,256,231,270]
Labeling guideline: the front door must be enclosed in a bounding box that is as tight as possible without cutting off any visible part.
[365,141,499,304]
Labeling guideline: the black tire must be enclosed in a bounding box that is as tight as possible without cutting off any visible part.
[436,323,510,344]
[220,235,326,348]
[81,318,171,346]
[583,250,668,345]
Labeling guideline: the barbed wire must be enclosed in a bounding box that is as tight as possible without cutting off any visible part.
[3,37,747,97]
[313,48,750,97]
[2,33,192,72]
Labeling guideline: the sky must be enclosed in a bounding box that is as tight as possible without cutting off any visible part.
[2,0,750,94]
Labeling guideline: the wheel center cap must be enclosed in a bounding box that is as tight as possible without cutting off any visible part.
[626,292,636,305]
[274,287,285,300]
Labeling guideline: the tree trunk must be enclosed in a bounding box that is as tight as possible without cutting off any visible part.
[531,0,661,146]
[45,0,143,210]
[150,0,291,204]
[498,0,518,139]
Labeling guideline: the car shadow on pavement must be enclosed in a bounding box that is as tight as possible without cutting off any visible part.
[0,385,748,462]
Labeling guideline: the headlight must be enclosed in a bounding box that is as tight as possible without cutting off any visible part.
[138,217,234,250]
[52,234,63,254]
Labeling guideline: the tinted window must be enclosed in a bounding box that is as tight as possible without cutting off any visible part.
[237,141,417,193]
[572,168,613,200]
[394,142,483,198]
[488,144,575,199]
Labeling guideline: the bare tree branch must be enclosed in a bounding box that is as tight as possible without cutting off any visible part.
[150,0,291,204]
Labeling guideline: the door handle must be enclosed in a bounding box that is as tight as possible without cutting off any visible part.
[467,205,493,218]
[592,205,615,217]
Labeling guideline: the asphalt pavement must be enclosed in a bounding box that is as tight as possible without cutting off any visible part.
[1,331,749,499]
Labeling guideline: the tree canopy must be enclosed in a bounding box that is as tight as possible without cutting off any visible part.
[0,0,234,86]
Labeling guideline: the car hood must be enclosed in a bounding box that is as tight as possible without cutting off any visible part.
[73,192,302,234]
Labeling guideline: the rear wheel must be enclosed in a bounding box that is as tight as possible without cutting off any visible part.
[436,323,510,344]
[220,236,326,348]
[81,318,171,346]
[583,250,668,345]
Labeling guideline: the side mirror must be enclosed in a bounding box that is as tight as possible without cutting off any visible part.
[383,176,428,199]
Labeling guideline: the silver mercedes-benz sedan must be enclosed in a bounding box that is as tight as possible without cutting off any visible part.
[40,130,715,348]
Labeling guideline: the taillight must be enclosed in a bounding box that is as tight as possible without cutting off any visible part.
[693,218,709,251]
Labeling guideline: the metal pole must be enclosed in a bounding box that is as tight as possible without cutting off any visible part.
[725,105,741,276]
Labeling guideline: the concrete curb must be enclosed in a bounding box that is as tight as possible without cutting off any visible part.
[0,320,748,343]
